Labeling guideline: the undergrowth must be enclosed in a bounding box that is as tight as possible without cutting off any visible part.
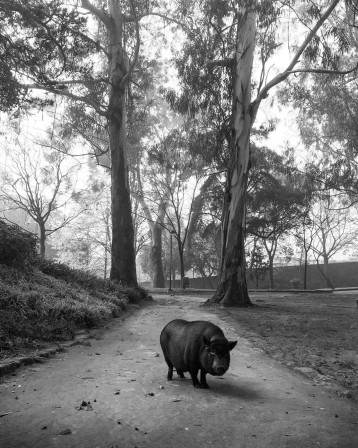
[0,261,151,358]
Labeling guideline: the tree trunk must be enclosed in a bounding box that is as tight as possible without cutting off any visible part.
[39,223,46,260]
[247,237,258,282]
[316,256,334,289]
[151,223,165,287]
[103,215,110,279]
[268,255,275,289]
[207,9,256,307]
[108,2,137,286]
[178,238,185,288]
[303,250,308,290]
[323,254,333,288]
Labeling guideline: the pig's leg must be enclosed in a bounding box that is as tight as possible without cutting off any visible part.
[177,369,186,379]
[200,369,209,389]
[164,356,174,380]
[189,369,201,388]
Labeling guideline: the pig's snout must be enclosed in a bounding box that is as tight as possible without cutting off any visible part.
[214,365,227,375]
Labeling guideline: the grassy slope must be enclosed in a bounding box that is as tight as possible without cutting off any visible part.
[0,263,149,359]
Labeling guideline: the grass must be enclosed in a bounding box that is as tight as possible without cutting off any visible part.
[223,292,358,399]
[0,262,151,359]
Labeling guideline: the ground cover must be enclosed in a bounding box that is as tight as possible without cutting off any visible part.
[223,292,358,400]
[0,262,150,360]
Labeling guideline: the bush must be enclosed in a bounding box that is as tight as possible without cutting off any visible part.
[38,259,117,292]
[0,219,39,268]
[39,260,151,302]
[123,285,151,304]
[0,258,151,356]
[290,278,301,289]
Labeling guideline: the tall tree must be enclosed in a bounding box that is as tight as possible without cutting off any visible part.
[0,0,170,285]
[170,0,358,305]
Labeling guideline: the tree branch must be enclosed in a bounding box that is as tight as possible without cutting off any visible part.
[120,0,140,89]
[124,11,195,36]
[21,83,108,117]
[81,0,111,28]
[253,0,341,117]
[206,58,234,68]
[287,64,358,76]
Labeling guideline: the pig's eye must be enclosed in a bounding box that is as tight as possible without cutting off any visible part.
[210,352,216,356]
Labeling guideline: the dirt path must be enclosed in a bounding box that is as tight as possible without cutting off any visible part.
[1,294,357,448]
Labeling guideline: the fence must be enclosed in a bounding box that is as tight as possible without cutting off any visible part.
[155,261,358,290]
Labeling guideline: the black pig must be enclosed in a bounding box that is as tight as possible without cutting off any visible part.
[160,319,237,388]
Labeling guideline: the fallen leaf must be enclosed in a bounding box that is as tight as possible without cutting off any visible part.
[58,429,72,435]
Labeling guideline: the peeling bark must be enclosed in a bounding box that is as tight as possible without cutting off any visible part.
[207,9,256,307]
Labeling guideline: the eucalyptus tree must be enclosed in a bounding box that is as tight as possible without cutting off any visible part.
[168,0,358,305]
[0,0,186,286]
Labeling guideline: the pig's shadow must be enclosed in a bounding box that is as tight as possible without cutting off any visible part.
[173,376,261,400]
[208,378,261,400]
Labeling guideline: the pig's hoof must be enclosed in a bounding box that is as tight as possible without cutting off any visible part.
[200,383,209,389]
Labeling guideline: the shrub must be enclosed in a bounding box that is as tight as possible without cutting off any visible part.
[290,278,301,289]
[0,258,151,356]
[38,259,117,292]
[0,219,39,268]
[123,285,152,304]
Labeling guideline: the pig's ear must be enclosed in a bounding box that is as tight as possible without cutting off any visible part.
[203,335,210,347]
[228,341,237,351]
